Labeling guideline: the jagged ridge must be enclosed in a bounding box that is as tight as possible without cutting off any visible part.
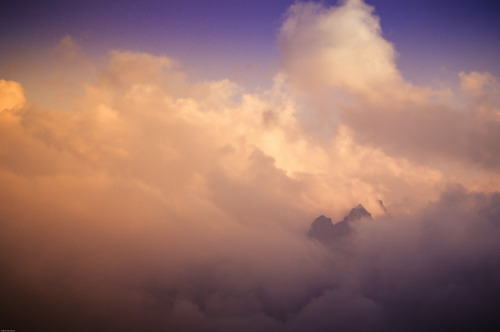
[308,204,372,245]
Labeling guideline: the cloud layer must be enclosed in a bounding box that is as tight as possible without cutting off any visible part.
[1,1,500,331]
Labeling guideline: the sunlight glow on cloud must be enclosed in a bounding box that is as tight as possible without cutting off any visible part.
[0,79,25,112]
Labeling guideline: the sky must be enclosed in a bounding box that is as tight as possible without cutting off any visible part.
[1,0,499,85]
[1,0,500,331]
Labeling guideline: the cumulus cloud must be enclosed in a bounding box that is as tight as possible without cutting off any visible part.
[1,1,500,331]
[279,0,401,95]
[279,0,500,173]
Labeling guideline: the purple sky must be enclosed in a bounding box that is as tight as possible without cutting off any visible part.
[1,0,499,85]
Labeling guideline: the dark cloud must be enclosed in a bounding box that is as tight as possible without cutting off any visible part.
[2,186,500,331]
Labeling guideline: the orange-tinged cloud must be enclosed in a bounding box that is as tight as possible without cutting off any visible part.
[0,79,25,112]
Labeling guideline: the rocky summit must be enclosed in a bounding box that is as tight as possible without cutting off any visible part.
[308,204,372,245]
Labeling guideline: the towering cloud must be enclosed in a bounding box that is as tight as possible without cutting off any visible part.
[279,0,500,174]
[0,1,499,331]
[279,0,401,94]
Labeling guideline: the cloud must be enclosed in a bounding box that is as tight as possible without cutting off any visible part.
[1,1,500,331]
[0,79,25,112]
[339,73,500,170]
[279,0,401,94]
[278,1,500,173]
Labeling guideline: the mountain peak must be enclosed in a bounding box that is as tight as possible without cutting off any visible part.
[308,215,334,242]
[308,204,372,246]
[343,204,372,223]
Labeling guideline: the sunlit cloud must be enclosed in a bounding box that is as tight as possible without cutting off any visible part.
[0,79,25,112]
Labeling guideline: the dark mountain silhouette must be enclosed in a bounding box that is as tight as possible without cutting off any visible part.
[308,204,372,245]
